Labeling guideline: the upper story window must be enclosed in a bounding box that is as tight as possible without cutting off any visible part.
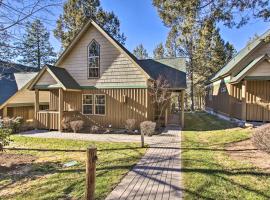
[88,40,100,78]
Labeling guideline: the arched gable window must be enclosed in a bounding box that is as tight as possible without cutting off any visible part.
[88,40,100,78]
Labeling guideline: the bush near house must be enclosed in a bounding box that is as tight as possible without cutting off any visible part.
[252,124,270,153]
[125,119,136,132]
[0,117,23,133]
[70,120,84,133]
[140,121,156,136]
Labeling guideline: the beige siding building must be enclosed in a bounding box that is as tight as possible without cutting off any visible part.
[206,30,270,122]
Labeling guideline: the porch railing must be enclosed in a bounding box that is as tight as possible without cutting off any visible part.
[36,111,59,130]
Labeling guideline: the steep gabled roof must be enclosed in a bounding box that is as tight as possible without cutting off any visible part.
[230,54,270,84]
[28,65,81,91]
[139,58,187,89]
[55,19,151,79]
[210,29,270,82]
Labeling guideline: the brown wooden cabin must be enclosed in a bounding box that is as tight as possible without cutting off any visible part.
[0,63,49,123]
[206,30,270,122]
[27,20,187,131]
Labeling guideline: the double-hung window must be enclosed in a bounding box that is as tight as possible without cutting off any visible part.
[88,40,100,78]
[82,94,106,115]
[82,94,93,114]
[95,95,106,115]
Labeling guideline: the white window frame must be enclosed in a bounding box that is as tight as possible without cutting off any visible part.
[82,94,106,116]
[94,94,106,116]
[82,94,93,115]
[87,40,100,79]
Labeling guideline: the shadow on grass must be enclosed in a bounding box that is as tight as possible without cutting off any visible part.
[183,112,238,131]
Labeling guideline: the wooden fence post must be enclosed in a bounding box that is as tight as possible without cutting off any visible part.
[86,146,97,200]
[165,109,168,126]
[141,131,144,148]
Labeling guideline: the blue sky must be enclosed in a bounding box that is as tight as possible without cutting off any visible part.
[50,0,270,56]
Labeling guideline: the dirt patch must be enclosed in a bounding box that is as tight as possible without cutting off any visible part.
[0,153,36,172]
[226,139,270,171]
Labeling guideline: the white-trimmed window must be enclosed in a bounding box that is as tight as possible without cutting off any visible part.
[82,94,93,114]
[88,40,100,78]
[82,94,106,115]
[95,95,106,115]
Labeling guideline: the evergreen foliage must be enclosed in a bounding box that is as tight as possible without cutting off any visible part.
[153,43,165,59]
[133,44,149,59]
[53,0,126,48]
[17,19,56,69]
[153,0,237,110]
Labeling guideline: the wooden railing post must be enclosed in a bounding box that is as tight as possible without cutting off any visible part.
[241,80,247,121]
[141,131,144,148]
[58,88,63,132]
[34,89,39,129]
[86,146,97,200]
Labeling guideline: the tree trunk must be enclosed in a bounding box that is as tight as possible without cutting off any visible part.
[37,35,41,69]
[190,62,195,111]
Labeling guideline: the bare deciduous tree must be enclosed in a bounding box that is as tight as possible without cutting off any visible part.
[149,75,175,126]
[0,0,61,31]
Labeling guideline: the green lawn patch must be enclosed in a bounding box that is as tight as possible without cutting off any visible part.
[182,112,270,200]
[0,136,146,200]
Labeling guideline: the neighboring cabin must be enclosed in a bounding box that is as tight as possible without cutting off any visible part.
[206,30,270,122]
[27,20,187,131]
[0,61,49,121]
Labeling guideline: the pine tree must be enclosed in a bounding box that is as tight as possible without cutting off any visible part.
[53,0,126,48]
[0,26,13,61]
[153,43,165,59]
[165,27,179,58]
[153,1,237,110]
[133,44,149,59]
[17,19,56,69]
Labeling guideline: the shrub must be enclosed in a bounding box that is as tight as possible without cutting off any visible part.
[1,117,23,133]
[91,125,99,133]
[0,128,12,151]
[140,121,156,136]
[252,124,270,153]
[125,119,136,132]
[70,120,84,133]
[61,116,71,131]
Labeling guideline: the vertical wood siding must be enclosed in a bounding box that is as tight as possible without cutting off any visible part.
[230,83,243,119]
[7,106,34,121]
[47,88,153,129]
[49,89,59,111]
[246,80,270,121]
[205,79,231,116]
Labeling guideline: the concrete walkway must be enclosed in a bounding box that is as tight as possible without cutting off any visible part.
[18,130,171,145]
[106,126,182,200]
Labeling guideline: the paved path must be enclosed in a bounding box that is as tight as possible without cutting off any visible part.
[106,126,182,200]
[18,130,167,144]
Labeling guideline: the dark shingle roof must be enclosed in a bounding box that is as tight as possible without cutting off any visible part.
[46,65,81,90]
[139,58,187,89]
[0,61,38,105]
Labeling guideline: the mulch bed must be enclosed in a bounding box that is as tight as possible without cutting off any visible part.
[0,153,36,172]
[225,139,270,171]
